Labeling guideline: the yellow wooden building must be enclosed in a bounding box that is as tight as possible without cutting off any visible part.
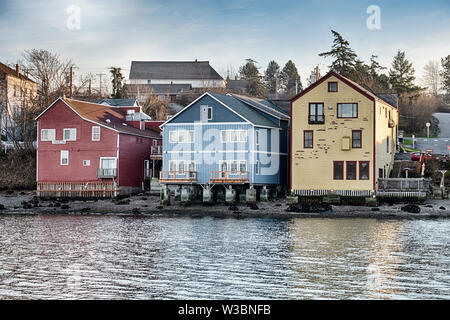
[290,71,399,197]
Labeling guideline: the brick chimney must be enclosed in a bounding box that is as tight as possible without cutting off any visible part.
[15,64,19,77]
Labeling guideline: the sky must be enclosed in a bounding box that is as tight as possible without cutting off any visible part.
[0,0,449,90]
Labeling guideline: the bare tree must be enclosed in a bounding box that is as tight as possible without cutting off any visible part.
[422,60,441,96]
[20,49,75,107]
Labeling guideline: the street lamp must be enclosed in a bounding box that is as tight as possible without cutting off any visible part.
[426,122,431,138]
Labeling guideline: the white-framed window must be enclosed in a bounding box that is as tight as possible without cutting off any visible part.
[92,126,100,141]
[230,160,238,173]
[152,139,158,146]
[41,129,55,141]
[63,128,77,141]
[220,130,247,143]
[178,130,194,143]
[207,107,213,120]
[169,131,177,143]
[219,160,228,172]
[169,160,177,171]
[83,160,90,166]
[178,161,185,173]
[255,160,260,175]
[239,161,247,172]
[100,157,116,169]
[188,161,195,172]
[60,150,69,166]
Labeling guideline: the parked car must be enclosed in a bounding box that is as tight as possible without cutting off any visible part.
[410,152,432,161]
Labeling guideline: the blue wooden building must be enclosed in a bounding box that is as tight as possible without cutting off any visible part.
[159,92,289,201]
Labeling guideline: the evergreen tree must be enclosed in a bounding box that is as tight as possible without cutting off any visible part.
[388,50,421,98]
[280,60,302,94]
[239,59,266,97]
[319,30,357,78]
[440,55,450,102]
[110,67,126,99]
[264,60,280,94]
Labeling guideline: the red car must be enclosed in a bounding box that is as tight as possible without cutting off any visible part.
[410,152,433,161]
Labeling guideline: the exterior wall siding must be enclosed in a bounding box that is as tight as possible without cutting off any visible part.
[291,75,375,192]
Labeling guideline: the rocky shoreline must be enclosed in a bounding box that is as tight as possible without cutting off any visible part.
[0,191,448,219]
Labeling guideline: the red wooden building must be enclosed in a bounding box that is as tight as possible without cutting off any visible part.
[35,97,162,198]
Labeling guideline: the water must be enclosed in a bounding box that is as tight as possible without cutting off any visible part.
[0,215,449,299]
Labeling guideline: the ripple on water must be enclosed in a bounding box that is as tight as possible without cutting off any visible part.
[0,215,449,299]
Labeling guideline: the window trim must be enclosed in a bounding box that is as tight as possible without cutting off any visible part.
[303,130,313,148]
[337,103,358,119]
[308,102,325,124]
[359,161,370,180]
[63,128,77,141]
[99,157,117,169]
[207,107,213,120]
[346,161,357,180]
[333,161,344,180]
[220,130,247,143]
[352,130,362,148]
[83,160,90,166]
[60,150,69,166]
[92,126,101,141]
[328,81,338,92]
[40,129,55,141]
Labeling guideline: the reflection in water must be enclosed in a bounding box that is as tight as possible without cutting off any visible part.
[0,215,448,299]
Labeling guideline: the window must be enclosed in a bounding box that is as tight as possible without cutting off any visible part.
[170,130,194,143]
[255,160,260,175]
[239,161,246,172]
[100,158,116,169]
[359,161,369,180]
[169,160,177,171]
[346,161,357,180]
[328,82,338,92]
[169,131,177,143]
[188,161,195,172]
[152,139,158,146]
[83,160,90,166]
[220,161,228,172]
[387,136,390,153]
[91,126,100,141]
[178,161,185,173]
[333,161,344,180]
[207,107,213,120]
[63,128,76,141]
[337,103,358,118]
[304,130,313,148]
[220,130,247,143]
[309,103,324,124]
[255,130,260,146]
[41,129,55,141]
[60,150,69,166]
[352,130,362,148]
[230,161,238,173]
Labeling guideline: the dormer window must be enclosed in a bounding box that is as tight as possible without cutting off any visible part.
[328,82,338,92]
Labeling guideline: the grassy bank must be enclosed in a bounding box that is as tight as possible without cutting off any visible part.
[0,149,36,191]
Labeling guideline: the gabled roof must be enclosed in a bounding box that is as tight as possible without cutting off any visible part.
[291,71,397,109]
[129,61,224,81]
[99,98,138,107]
[231,94,290,120]
[0,62,36,83]
[160,92,279,128]
[35,97,160,139]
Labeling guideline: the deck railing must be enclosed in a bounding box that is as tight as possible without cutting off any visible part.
[37,182,117,198]
[159,171,197,183]
[96,168,117,178]
[378,178,430,191]
[210,171,249,183]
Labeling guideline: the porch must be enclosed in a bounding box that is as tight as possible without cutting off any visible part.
[210,171,249,184]
[159,171,197,184]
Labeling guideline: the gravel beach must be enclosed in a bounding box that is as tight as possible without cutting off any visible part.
[0,191,448,219]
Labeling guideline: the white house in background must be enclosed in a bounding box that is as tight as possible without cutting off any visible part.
[128,60,225,88]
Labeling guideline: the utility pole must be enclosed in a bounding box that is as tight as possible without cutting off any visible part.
[96,73,106,97]
[88,79,91,98]
[69,66,73,98]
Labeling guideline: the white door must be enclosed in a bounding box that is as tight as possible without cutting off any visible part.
[200,105,208,122]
